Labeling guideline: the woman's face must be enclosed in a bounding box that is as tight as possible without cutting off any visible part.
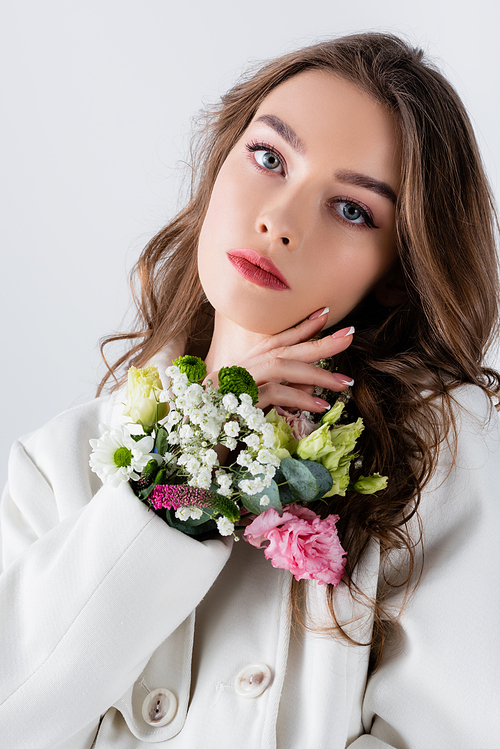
[198,70,401,334]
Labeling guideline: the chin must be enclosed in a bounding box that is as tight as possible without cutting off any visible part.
[207,291,300,336]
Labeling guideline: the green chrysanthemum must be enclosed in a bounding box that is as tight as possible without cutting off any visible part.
[218,366,259,404]
[172,355,207,383]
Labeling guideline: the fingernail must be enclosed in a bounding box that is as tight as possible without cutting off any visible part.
[309,307,329,320]
[332,373,355,386]
[314,398,331,409]
[331,326,355,339]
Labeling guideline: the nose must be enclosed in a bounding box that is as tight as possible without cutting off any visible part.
[255,196,300,248]
[256,217,290,246]
[255,183,315,249]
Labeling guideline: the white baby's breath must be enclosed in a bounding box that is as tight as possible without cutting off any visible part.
[224,421,240,438]
[216,516,235,536]
[222,393,239,412]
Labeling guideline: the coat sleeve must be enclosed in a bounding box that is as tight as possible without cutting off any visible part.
[0,402,232,749]
[347,386,500,749]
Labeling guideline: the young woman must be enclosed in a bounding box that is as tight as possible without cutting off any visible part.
[1,32,499,749]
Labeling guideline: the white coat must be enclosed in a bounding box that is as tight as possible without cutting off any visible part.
[1,345,500,748]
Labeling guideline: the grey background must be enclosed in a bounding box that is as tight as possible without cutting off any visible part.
[1,0,499,485]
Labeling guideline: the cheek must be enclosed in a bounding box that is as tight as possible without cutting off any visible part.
[315,234,398,319]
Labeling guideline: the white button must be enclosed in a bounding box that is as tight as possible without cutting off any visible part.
[234,663,272,698]
[142,688,178,727]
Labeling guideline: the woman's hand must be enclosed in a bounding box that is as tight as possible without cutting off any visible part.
[206,308,354,413]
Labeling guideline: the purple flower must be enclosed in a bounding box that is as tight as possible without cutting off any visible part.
[149,484,212,511]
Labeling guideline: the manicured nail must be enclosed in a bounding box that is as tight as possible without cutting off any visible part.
[314,398,331,409]
[331,326,355,339]
[309,307,329,320]
[332,373,355,386]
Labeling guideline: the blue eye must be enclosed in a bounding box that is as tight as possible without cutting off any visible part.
[254,149,283,172]
[341,203,363,222]
[246,142,284,173]
[331,199,377,229]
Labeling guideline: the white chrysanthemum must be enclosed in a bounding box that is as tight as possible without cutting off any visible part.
[216,516,235,536]
[224,421,240,438]
[89,425,153,488]
[259,494,270,506]
[222,393,239,412]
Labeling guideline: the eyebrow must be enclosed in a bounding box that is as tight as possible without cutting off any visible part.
[334,169,397,205]
[255,114,305,154]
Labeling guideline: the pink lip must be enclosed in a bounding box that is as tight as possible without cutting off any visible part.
[227,249,290,290]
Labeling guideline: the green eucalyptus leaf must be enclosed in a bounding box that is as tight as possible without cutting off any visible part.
[280,457,318,501]
[165,509,216,535]
[277,483,296,505]
[296,459,333,499]
[273,466,285,485]
[240,478,282,515]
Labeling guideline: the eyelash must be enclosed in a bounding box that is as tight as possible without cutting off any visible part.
[246,140,285,172]
[245,140,378,230]
[329,198,378,230]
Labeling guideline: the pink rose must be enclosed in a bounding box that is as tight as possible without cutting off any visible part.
[274,407,317,440]
[244,504,346,586]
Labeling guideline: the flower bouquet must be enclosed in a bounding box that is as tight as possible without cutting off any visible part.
[90,357,387,586]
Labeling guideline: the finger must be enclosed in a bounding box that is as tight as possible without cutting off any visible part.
[238,308,331,361]
[250,357,354,391]
[271,326,355,363]
[256,382,336,412]
[241,327,354,378]
[292,383,315,394]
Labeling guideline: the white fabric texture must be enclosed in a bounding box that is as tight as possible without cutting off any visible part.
[0,365,499,747]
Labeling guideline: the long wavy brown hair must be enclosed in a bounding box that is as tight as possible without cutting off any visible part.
[98,33,500,671]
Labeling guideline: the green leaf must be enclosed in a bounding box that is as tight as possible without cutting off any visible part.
[277,483,296,505]
[155,427,170,455]
[280,457,318,502]
[240,478,282,515]
[296,459,333,499]
[130,433,147,442]
[164,509,216,536]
